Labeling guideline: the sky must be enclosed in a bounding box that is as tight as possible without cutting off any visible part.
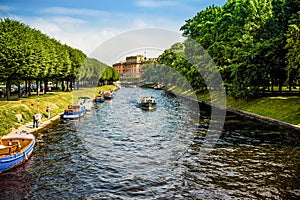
[0,0,227,64]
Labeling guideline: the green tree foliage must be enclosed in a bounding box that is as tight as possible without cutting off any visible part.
[286,11,300,91]
[0,18,86,95]
[151,0,300,99]
[77,57,119,87]
[99,66,120,84]
[0,18,117,98]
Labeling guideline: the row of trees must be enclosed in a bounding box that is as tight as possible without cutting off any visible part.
[0,18,119,99]
[77,58,120,87]
[143,0,300,99]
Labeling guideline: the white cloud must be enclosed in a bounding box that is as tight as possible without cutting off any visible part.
[23,14,183,57]
[6,4,184,59]
[0,6,15,12]
[135,0,178,8]
[21,16,117,54]
[51,16,86,25]
[40,7,108,17]
[132,18,152,28]
[28,17,62,34]
[89,28,184,65]
[24,16,87,34]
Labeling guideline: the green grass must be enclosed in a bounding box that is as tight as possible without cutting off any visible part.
[0,85,116,136]
[197,93,300,126]
[165,86,300,126]
[226,96,300,125]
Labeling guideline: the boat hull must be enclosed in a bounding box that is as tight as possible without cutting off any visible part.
[140,96,156,110]
[0,133,35,173]
[95,98,105,103]
[62,105,86,119]
[141,102,157,110]
[104,96,113,100]
[62,112,85,119]
[62,109,86,119]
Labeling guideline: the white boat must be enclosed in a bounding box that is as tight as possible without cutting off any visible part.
[140,96,157,110]
[62,104,86,119]
[154,84,164,90]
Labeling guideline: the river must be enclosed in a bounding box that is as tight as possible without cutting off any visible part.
[0,87,299,199]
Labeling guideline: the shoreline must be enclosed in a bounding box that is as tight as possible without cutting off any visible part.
[9,113,63,135]
[6,87,300,136]
[0,85,117,136]
[170,91,300,132]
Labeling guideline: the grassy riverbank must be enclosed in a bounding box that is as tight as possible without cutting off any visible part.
[167,86,300,126]
[0,85,116,136]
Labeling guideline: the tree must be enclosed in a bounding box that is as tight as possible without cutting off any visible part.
[286,11,300,91]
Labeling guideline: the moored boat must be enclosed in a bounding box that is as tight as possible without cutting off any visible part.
[104,90,114,100]
[62,103,86,119]
[154,84,164,90]
[140,96,157,110]
[0,131,36,173]
[94,93,105,103]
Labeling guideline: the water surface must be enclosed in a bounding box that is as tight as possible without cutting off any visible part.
[0,87,299,199]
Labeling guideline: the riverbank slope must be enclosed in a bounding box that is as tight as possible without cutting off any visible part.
[0,85,116,136]
[165,86,300,129]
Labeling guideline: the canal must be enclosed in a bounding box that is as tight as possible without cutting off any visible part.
[0,87,299,199]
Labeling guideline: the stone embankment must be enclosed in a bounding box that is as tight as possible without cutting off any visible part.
[9,114,63,135]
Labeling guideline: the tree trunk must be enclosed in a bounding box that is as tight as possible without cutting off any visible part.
[70,81,73,91]
[44,80,48,94]
[62,80,65,91]
[28,80,31,96]
[279,83,283,94]
[6,80,11,101]
[271,81,274,94]
[66,81,69,91]
[25,80,28,96]
[18,83,21,98]
[36,80,39,95]
[55,80,59,90]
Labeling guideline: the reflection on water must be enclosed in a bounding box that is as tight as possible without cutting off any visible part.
[0,87,299,199]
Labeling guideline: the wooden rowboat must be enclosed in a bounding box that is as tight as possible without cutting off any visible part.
[0,131,36,173]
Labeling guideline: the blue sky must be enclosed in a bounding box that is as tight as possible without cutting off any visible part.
[0,0,226,57]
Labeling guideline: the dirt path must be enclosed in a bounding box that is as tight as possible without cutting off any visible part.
[9,113,63,135]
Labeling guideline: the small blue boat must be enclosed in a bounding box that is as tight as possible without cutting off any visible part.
[63,104,86,119]
[94,94,105,103]
[0,132,36,173]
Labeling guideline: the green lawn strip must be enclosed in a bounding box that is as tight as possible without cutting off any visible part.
[165,86,300,126]
[0,85,116,136]
[198,93,300,126]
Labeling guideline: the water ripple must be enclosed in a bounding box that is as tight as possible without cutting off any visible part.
[0,87,299,199]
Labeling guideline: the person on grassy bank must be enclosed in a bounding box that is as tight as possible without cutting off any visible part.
[33,113,42,128]
[46,106,51,119]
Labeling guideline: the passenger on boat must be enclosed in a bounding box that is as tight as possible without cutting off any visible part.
[141,97,146,102]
